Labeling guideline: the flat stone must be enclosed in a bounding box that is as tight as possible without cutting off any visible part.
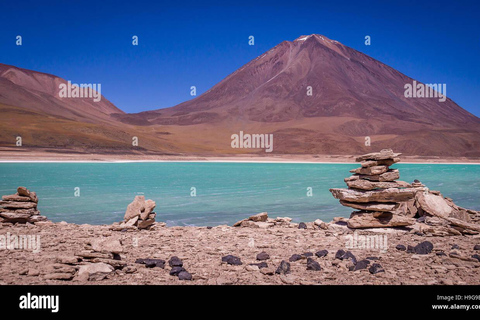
[355,149,402,162]
[347,211,416,229]
[350,165,389,176]
[339,200,398,212]
[330,187,415,203]
[346,179,411,191]
[124,195,145,221]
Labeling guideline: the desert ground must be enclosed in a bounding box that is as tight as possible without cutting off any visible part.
[1,217,479,285]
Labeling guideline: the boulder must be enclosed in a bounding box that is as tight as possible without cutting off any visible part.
[347,211,416,229]
[77,263,114,281]
[415,192,452,218]
[124,196,145,221]
[89,238,123,254]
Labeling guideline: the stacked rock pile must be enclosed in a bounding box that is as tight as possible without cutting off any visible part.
[0,187,47,224]
[111,195,157,230]
[330,149,480,233]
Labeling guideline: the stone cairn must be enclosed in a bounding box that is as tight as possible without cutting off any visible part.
[330,149,480,234]
[111,195,157,231]
[0,187,47,224]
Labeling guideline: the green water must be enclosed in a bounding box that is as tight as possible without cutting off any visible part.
[0,162,478,226]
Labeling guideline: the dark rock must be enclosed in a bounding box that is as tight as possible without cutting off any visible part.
[369,263,385,274]
[395,244,406,251]
[135,258,165,268]
[178,270,192,280]
[289,254,302,262]
[349,259,370,271]
[315,250,328,258]
[256,251,270,261]
[366,256,379,261]
[451,244,460,250]
[406,245,415,253]
[414,231,424,236]
[207,226,213,229]
[112,253,121,261]
[221,255,242,265]
[169,256,183,267]
[335,249,346,260]
[335,249,356,264]
[249,262,268,269]
[169,266,186,276]
[472,254,480,262]
[436,251,447,256]
[414,241,434,255]
[474,244,480,251]
[298,222,307,229]
[414,179,420,183]
[306,258,322,271]
[275,260,291,275]
[302,252,313,257]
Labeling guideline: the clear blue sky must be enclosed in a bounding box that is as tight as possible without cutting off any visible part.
[1,0,479,117]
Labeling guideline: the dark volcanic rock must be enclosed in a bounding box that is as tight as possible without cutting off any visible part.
[315,250,328,258]
[275,260,291,275]
[256,251,270,261]
[302,252,313,257]
[249,262,268,269]
[306,258,322,271]
[222,255,242,265]
[414,241,434,255]
[335,249,346,260]
[349,259,370,271]
[406,245,415,253]
[289,254,302,262]
[169,256,183,267]
[169,266,186,276]
[135,258,165,268]
[474,244,480,251]
[436,251,447,257]
[178,270,192,280]
[395,244,406,251]
[298,222,307,229]
[369,263,385,274]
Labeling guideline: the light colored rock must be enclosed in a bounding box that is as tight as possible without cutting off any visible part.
[77,262,114,281]
[137,218,155,229]
[360,158,400,167]
[330,187,416,203]
[347,211,416,229]
[416,192,452,218]
[140,199,156,220]
[89,237,123,254]
[124,195,145,221]
[44,272,74,280]
[249,212,268,222]
[0,201,37,209]
[1,195,34,202]
[349,165,389,176]
[358,169,400,182]
[339,200,397,212]
[346,179,411,191]
[355,149,402,162]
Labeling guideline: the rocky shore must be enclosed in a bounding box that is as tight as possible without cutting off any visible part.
[1,214,479,285]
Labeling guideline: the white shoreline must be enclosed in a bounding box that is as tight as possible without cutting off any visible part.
[0,159,479,165]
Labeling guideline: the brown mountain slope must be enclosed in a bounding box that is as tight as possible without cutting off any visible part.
[1,35,479,157]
